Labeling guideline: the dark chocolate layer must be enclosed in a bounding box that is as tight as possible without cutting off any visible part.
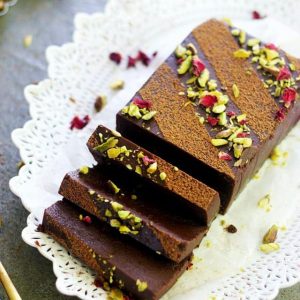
[59,167,207,262]
[87,125,220,224]
[41,200,190,300]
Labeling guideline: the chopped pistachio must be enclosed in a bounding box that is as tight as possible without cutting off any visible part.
[228,128,243,141]
[247,38,260,47]
[119,225,131,234]
[121,106,129,114]
[175,45,187,58]
[111,201,123,211]
[186,43,197,55]
[233,137,252,148]
[178,91,185,96]
[239,31,246,44]
[212,104,226,114]
[108,288,124,300]
[232,84,240,98]
[263,225,278,244]
[135,165,142,175]
[128,104,142,119]
[174,166,179,171]
[233,143,243,159]
[289,63,296,71]
[110,129,121,137]
[136,279,148,292]
[147,162,157,174]
[211,139,228,147]
[118,210,131,220]
[177,55,192,75]
[237,114,247,123]
[126,164,133,170]
[107,180,120,194]
[110,219,121,228]
[94,137,118,153]
[258,194,271,212]
[159,172,167,181]
[198,69,210,87]
[233,49,251,59]
[131,194,137,200]
[218,112,227,126]
[79,166,89,175]
[198,116,205,124]
[107,147,122,159]
[264,48,279,61]
[231,29,240,36]
[260,243,280,254]
[105,209,112,217]
[216,128,232,138]
[110,80,124,90]
[88,189,95,195]
[208,79,217,91]
[23,35,33,48]
[222,17,232,26]
[234,159,243,167]
[142,111,157,121]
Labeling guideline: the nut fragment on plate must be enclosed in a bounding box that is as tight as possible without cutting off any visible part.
[262,225,278,244]
[110,80,124,90]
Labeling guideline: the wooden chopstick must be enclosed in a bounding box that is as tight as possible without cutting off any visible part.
[0,262,21,300]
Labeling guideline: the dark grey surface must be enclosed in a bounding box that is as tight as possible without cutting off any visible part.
[0,1,299,299]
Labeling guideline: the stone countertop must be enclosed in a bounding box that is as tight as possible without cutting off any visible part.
[0,0,299,299]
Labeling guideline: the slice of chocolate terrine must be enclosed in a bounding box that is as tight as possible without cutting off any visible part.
[87,125,220,224]
[116,19,300,212]
[59,166,208,262]
[41,200,190,300]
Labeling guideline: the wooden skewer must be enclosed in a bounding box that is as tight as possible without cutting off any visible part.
[0,262,22,300]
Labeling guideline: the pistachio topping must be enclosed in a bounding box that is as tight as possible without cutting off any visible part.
[211,138,228,147]
[142,110,157,120]
[233,49,251,59]
[159,172,167,181]
[79,166,89,175]
[177,55,192,75]
[260,243,280,254]
[94,137,118,153]
[110,79,124,90]
[232,84,240,98]
[136,279,148,292]
[258,194,272,212]
[107,180,120,194]
[147,162,158,174]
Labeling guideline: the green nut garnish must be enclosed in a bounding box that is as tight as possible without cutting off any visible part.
[211,139,228,147]
[233,49,251,59]
[118,210,131,220]
[107,147,122,159]
[231,29,240,36]
[105,209,112,217]
[142,111,157,121]
[232,84,240,98]
[159,172,167,181]
[239,31,246,44]
[135,165,142,175]
[147,162,157,174]
[177,55,192,75]
[111,201,123,211]
[259,243,280,254]
[233,143,243,158]
[107,180,120,194]
[212,104,226,114]
[79,166,89,175]
[247,38,260,47]
[128,104,142,119]
[119,225,131,234]
[136,279,148,292]
[94,137,118,153]
[110,219,121,228]
[175,44,187,58]
[218,112,227,126]
[233,137,252,148]
[198,69,210,87]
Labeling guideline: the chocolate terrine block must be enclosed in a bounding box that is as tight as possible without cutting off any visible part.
[87,125,220,224]
[59,166,208,262]
[116,19,300,212]
[41,200,190,300]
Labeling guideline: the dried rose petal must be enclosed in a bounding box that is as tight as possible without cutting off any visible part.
[82,216,92,224]
[207,116,219,126]
[218,151,232,161]
[275,108,285,121]
[277,66,291,81]
[192,57,205,77]
[142,155,156,166]
[109,52,122,65]
[265,43,277,50]
[239,119,247,125]
[227,111,236,117]
[152,51,158,57]
[237,132,250,138]
[70,115,90,130]
[132,97,152,109]
[176,57,184,65]
[282,87,297,104]
[136,50,151,66]
[252,10,265,20]
[127,56,136,68]
[199,95,218,108]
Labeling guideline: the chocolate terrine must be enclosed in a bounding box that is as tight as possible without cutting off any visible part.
[116,19,300,212]
[59,166,208,262]
[41,200,190,300]
[87,125,220,224]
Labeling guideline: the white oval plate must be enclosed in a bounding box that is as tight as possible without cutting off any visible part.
[9,0,300,299]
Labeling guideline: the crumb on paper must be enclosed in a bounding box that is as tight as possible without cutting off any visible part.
[259,243,280,254]
[94,95,107,112]
[69,97,76,104]
[252,171,260,179]
[257,194,272,212]
[240,267,245,272]
[269,147,288,166]
[204,240,212,248]
[110,79,124,90]
[23,35,33,48]
[262,225,278,244]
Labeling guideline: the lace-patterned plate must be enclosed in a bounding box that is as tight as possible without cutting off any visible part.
[9,0,300,299]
